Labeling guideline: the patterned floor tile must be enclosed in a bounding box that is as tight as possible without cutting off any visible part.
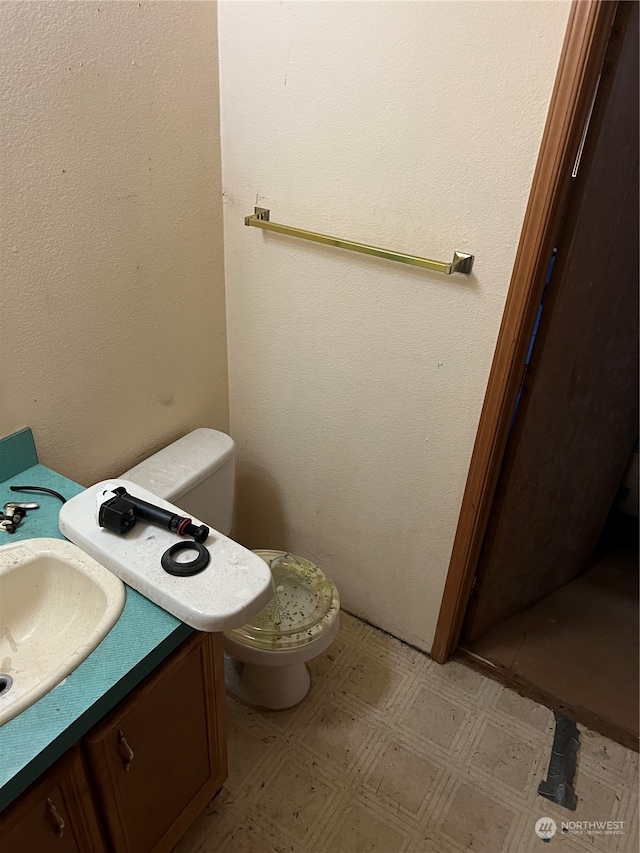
[172,612,639,853]
[467,719,541,793]
[579,727,636,780]
[397,682,473,753]
[438,780,517,851]
[320,795,414,853]
[491,683,556,735]
[339,648,410,712]
[419,656,488,701]
[363,737,443,816]
[249,750,340,845]
[298,700,380,777]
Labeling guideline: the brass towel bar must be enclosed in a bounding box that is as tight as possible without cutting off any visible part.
[244,208,474,275]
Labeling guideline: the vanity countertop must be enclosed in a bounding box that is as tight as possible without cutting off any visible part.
[0,429,193,811]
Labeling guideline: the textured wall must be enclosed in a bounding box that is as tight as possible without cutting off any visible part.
[0,1,228,485]
[218,0,571,651]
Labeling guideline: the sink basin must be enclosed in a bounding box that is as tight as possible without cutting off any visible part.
[0,538,125,726]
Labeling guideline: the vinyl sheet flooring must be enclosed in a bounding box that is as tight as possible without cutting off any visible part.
[173,612,639,853]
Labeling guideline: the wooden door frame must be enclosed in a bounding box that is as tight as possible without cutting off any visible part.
[431,0,620,664]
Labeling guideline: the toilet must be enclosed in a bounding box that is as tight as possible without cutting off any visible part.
[121,428,340,709]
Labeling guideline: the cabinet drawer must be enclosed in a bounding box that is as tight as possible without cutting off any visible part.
[84,632,227,853]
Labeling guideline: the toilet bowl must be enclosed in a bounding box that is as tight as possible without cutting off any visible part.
[224,549,340,709]
[121,429,340,710]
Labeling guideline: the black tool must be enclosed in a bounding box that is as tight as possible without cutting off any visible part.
[98,486,209,543]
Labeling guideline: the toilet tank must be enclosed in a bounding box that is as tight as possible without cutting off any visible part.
[120,429,235,536]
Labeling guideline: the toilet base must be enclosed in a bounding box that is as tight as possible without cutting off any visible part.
[224,653,311,710]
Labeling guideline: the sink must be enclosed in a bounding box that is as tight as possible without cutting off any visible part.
[0,538,125,727]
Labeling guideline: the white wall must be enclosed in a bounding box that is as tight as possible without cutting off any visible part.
[218,0,571,651]
[0,1,228,485]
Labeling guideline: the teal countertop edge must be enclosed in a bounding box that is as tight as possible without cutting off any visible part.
[0,430,193,811]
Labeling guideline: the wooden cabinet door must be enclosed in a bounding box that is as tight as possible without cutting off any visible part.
[0,746,107,853]
[84,631,227,853]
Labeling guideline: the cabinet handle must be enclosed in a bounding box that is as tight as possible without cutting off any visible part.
[46,798,65,838]
[118,730,135,771]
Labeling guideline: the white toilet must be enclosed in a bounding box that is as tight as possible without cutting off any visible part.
[121,428,340,710]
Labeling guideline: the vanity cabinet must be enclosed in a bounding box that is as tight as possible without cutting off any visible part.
[85,630,227,853]
[0,631,227,853]
[0,746,107,853]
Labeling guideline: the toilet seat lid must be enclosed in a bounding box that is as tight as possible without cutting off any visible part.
[226,550,339,650]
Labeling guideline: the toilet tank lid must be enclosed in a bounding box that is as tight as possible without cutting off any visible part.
[121,428,234,502]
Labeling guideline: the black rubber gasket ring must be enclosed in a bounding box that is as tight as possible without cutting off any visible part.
[161,541,210,576]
